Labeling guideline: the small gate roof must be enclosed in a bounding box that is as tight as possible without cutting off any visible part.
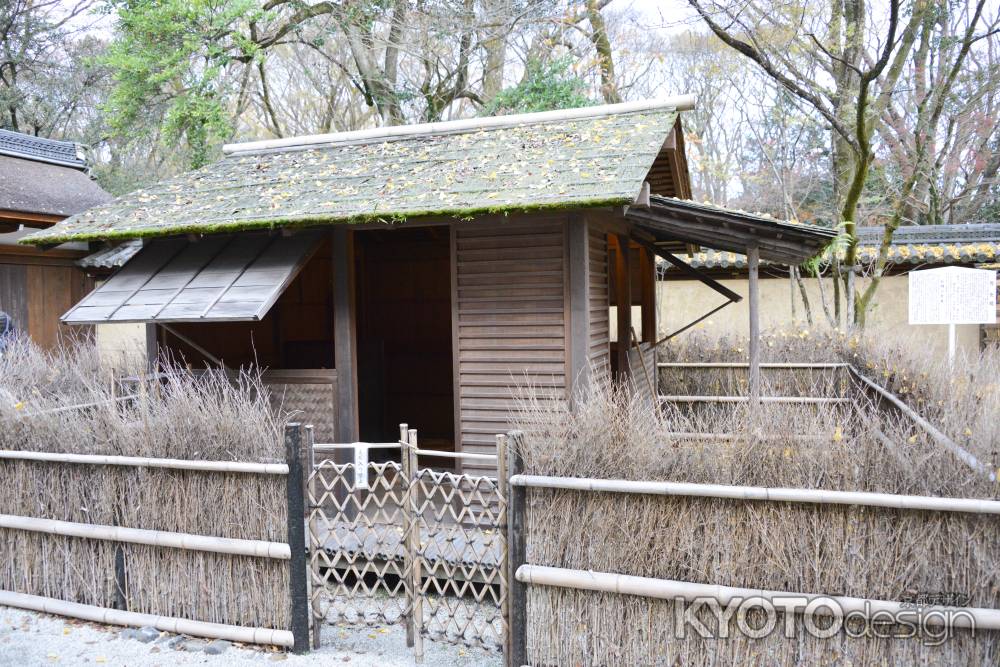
[22,99,692,246]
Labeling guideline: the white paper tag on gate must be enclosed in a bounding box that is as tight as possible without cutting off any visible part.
[354,445,369,489]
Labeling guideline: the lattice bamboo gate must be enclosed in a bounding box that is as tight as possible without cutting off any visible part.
[297,424,509,662]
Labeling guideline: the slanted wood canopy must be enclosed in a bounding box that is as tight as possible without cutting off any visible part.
[628,195,836,399]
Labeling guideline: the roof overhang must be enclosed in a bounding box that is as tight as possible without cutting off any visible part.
[627,196,836,266]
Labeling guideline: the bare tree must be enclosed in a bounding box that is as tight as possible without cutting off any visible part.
[684,0,973,326]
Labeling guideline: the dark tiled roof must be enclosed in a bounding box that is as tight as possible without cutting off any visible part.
[0,129,85,168]
[667,223,1000,271]
[22,104,682,244]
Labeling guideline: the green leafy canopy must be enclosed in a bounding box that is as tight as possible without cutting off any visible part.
[101,0,263,168]
[484,56,594,116]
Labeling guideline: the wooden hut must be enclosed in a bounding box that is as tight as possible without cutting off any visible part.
[0,130,110,348]
[21,99,833,471]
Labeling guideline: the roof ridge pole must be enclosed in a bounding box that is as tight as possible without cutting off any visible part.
[223,96,696,155]
[747,245,761,404]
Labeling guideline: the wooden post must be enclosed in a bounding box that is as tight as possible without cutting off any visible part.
[567,218,591,404]
[113,546,127,611]
[303,424,322,650]
[284,423,311,654]
[400,423,414,649]
[614,234,632,382]
[747,246,760,403]
[144,324,158,375]
[333,229,359,454]
[408,428,424,664]
[505,430,527,667]
[496,433,510,659]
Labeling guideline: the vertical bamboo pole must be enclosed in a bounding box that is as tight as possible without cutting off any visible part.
[408,428,424,664]
[747,245,761,404]
[285,423,310,654]
[399,423,414,649]
[505,430,527,667]
[304,425,322,650]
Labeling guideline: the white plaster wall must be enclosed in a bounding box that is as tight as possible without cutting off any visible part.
[96,322,146,369]
[658,274,982,360]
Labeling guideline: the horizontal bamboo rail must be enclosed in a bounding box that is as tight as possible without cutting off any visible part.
[657,362,848,369]
[509,475,1000,515]
[0,590,294,647]
[515,565,1000,630]
[411,447,497,461]
[0,514,291,559]
[313,442,402,450]
[660,395,849,404]
[0,450,287,475]
[664,432,827,442]
[13,394,142,419]
[848,366,997,482]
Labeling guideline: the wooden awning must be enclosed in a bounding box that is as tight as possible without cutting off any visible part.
[61,231,322,324]
[627,196,836,265]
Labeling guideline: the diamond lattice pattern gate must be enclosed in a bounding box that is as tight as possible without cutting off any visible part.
[306,428,508,659]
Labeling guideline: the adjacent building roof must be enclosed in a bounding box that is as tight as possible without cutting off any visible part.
[664,222,1000,272]
[22,99,694,246]
[0,130,112,221]
[0,129,86,168]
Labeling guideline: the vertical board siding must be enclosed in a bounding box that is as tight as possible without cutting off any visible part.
[0,264,28,334]
[588,226,610,382]
[453,218,568,474]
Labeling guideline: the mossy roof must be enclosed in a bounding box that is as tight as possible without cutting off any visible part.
[22,108,679,245]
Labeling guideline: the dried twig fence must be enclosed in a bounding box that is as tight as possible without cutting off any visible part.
[0,432,312,651]
[504,464,1000,665]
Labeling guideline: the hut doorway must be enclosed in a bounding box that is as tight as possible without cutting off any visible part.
[355,226,455,460]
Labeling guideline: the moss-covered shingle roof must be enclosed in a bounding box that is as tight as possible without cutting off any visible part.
[23,105,681,245]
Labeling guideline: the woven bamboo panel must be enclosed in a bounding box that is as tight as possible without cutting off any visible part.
[306,455,508,652]
[307,460,411,626]
[262,370,337,443]
[412,468,507,650]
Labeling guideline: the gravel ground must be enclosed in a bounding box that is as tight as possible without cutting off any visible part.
[0,607,502,666]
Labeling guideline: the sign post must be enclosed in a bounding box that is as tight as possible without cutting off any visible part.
[908,266,997,364]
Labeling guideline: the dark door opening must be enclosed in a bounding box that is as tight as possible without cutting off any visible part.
[355,226,454,462]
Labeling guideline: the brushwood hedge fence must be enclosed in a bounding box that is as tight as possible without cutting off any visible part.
[0,397,313,649]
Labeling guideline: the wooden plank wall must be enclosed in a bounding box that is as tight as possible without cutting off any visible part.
[0,264,28,334]
[588,225,611,383]
[452,216,568,475]
[0,247,91,349]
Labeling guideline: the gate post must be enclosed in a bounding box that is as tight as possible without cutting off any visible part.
[407,428,425,663]
[304,424,322,650]
[285,423,311,654]
[400,423,414,649]
[505,430,527,667]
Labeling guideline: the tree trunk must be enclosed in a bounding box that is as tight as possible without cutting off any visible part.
[585,0,621,104]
